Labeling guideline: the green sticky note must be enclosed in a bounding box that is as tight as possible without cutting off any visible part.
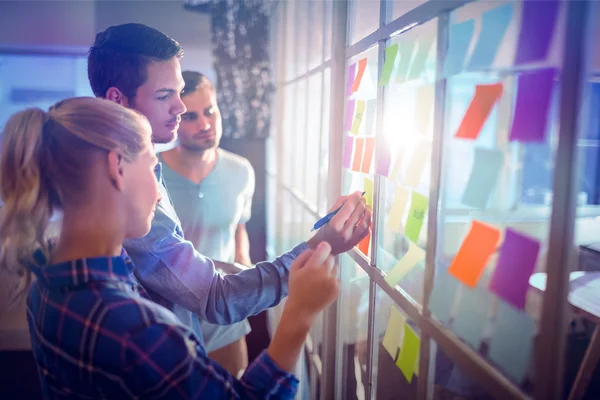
[396,41,416,84]
[396,323,420,383]
[404,191,428,243]
[363,177,374,208]
[406,35,434,82]
[380,44,399,87]
[350,100,366,134]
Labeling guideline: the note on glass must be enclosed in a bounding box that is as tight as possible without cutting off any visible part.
[404,191,428,244]
[382,306,406,359]
[346,62,356,96]
[396,41,416,84]
[443,19,475,76]
[385,242,425,288]
[416,84,435,134]
[342,136,354,169]
[488,302,536,383]
[363,177,374,208]
[455,83,504,140]
[406,35,434,81]
[376,143,391,177]
[467,3,514,70]
[358,231,371,256]
[352,138,365,172]
[403,139,431,188]
[344,99,356,132]
[489,229,541,310]
[361,137,375,174]
[389,147,405,181]
[453,286,491,350]
[514,0,560,65]
[364,99,377,137]
[387,185,410,233]
[396,323,420,383]
[429,272,460,324]
[350,100,366,135]
[352,58,368,93]
[380,44,399,87]
[448,220,501,288]
[510,68,555,143]
[461,147,504,209]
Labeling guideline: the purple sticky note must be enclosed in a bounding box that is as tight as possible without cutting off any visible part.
[509,68,555,142]
[345,99,356,132]
[343,136,354,169]
[514,0,560,65]
[346,63,356,96]
[489,228,541,310]
[376,143,391,177]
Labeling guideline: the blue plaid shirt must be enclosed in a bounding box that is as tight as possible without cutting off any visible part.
[26,253,299,399]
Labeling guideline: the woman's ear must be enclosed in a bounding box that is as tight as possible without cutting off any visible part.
[107,151,125,191]
[105,87,130,107]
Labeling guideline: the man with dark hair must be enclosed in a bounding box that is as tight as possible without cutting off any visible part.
[87,21,371,373]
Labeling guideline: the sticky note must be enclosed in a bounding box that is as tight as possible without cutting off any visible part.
[361,137,375,174]
[396,41,416,84]
[467,3,514,70]
[364,99,377,137]
[396,324,420,383]
[342,136,354,169]
[461,147,504,209]
[350,100,366,134]
[448,220,501,288]
[363,177,374,208]
[385,242,425,287]
[403,140,431,188]
[376,143,391,177]
[352,58,368,93]
[344,99,355,132]
[382,306,405,359]
[429,272,460,324]
[380,44,399,87]
[489,229,541,310]
[351,138,364,172]
[453,286,490,350]
[346,63,356,95]
[488,302,535,383]
[514,0,560,65]
[510,68,555,142]
[404,191,428,244]
[387,185,410,233]
[389,148,405,181]
[416,84,435,134]
[406,35,434,81]
[455,83,504,140]
[358,231,371,255]
[444,19,475,76]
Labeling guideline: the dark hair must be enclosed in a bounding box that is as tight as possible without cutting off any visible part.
[181,71,214,97]
[88,23,184,100]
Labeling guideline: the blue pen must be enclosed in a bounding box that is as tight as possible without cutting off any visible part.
[310,191,366,232]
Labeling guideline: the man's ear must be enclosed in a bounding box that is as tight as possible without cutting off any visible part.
[105,87,130,107]
[107,151,125,191]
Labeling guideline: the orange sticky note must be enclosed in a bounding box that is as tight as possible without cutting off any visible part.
[352,138,365,172]
[448,220,501,288]
[455,83,504,140]
[358,231,371,255]
[361,137,376,173]
[352,58,368,93]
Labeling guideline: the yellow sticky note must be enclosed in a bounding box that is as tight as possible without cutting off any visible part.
[404,139,431,188]
[416,84,435,134]
[363,177,374,208]
[382,306,405,359]
[396,323,420,383]
[350,100,366,134]
[387,185,410,233]
[385,242,425,287]
[389,147,405,181]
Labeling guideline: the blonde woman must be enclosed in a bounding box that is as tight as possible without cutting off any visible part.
[0,97,339,399]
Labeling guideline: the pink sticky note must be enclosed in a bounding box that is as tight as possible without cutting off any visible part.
[346,63,357,96]
[376,143,391,177]
[345,99,356,132]
[489,228,540,310]
[343,136,354,169]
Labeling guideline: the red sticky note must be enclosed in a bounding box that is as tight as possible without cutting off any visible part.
[361,137,375,174]
[358,231,371,256]
[352,138,365,172]
[352,58,368,93]
[455,83,503,140]
[448,220,501,288]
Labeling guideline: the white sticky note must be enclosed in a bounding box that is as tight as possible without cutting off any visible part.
[452,286,491,350]
[385,242,426,288]
[403,139,431,188]
[382,306,406,359]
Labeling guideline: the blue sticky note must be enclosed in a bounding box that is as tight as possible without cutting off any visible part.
[444,19,475,76]
[429,272,459,325]
[488,302,535,383]
[467,4,514,70]
[514,0,560,65]
[452,286,491,350]
[461,147,504,209]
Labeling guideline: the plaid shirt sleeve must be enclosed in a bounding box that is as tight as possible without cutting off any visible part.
[122,322,298,399]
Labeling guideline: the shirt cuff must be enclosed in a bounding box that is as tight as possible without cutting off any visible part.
[291,242,310,258]
[242,350,299,399]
